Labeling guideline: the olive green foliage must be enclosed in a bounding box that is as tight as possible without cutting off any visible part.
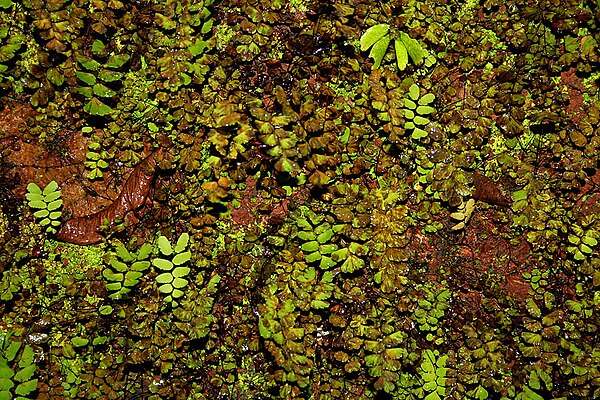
[358,306,416,394]
[417,349,448,400]
[0,0,29,93]
[567,216,598,261]
[0,329,38,400]
[252,102,301,174]
[294,206,342,270]
[2,0,600,398]
[258,258,336,393]
[102,241,152,301]
[83,127,112,179]
[412,284,451,343]
[76,51,129,116]
[0,21,24,84]
[25,181,62,234]
[452,323,510,398]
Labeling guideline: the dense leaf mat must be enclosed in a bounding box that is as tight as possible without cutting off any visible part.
[1,0,599,398]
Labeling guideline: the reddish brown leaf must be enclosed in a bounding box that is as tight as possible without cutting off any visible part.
[56,152,159,245]
[472,171,509,206]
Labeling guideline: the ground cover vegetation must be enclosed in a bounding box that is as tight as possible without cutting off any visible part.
[0,0,599,398]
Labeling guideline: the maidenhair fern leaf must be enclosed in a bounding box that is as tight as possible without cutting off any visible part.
[175,232,190,253]
[157,235,173,256]
[360,24,390,51]
[400,32,424,65]
[395,39,408,70]
[153,258,174,270]
[84,98,113,116]
[369,35,391,69]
